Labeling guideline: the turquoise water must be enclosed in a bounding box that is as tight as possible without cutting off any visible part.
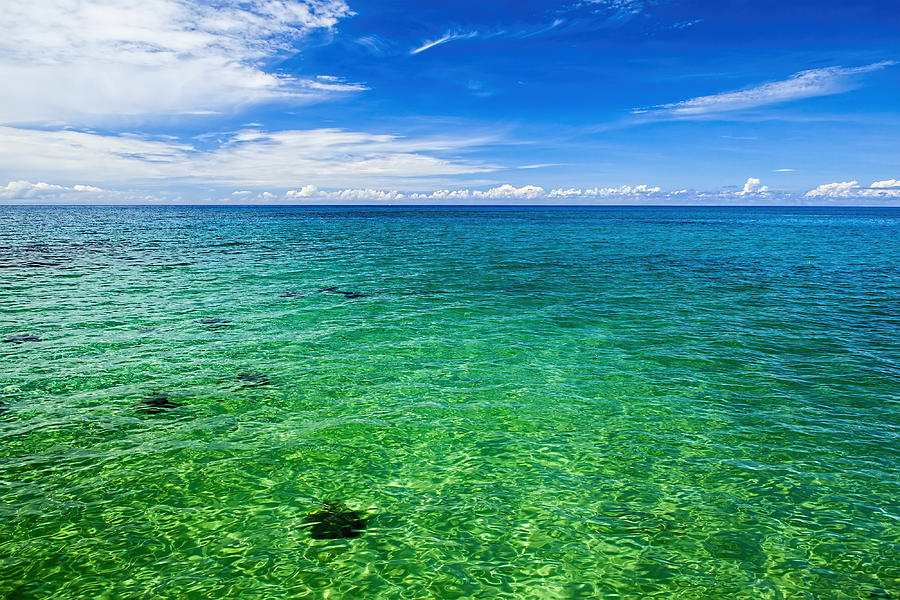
[1,206,898,599]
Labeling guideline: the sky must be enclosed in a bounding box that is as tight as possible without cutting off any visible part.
[0,0,898,204]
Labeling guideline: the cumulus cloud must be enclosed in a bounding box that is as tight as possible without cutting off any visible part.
[288,186,404,202]
[280,183,675,203]
[633,61,896,119]
[0,0,359,122]
[871,179,900,189]
[805,181,859,197]
[286,185,320,198]
[12,177,900,205]
[0,180,103,199]
[479,184,545,199]
[805,179,900,198]
[284,184,546,202]
[739,177,769,195]
[548,184,662,198]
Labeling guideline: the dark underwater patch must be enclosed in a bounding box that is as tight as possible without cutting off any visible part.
[139,392,183,414]
[3,333,41,344]
[197,317,232,328]
[318,286,368,299]
[304,503,368,540]
[237,372,272,387]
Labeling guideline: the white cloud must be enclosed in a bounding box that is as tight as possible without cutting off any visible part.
[774,168,795,172]
[0,180,103,199]
[8,177,899,205]
[280,183,663,204]
[286,185,320,198]
[739,177,769,195]
[673,19,703,29]
[517,163,564,170]
[582,0,645,17]
[548,184,661,198]
[805,181,862,197]
[633,61,896,118]
[284,184,545,202]
[0,0,358,122]
[871,179,900,189]
[411,31,479,55]
[282,183,797,205]
[0,125,494,188]
[805,179,900,198]
[306,75,369,92]
[409,17,568,56]
[479,184,545,199]
[288,186,404,202]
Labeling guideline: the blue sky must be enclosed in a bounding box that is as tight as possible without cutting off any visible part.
[0,0,897,203]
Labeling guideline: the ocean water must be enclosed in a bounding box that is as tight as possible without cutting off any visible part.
[0,205,898,599]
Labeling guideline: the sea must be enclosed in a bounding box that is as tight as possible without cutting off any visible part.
[1,205,898,599]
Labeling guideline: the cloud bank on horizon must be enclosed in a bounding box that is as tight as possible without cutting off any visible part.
[7,178,900,205]
[0,0,897,203]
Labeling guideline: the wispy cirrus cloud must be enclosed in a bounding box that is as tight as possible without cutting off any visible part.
[409,17,570,56]
[411,31,479,55]
[580,0,646,16]
[0,0,361,123]
[407,0,660,57]
[633,61,896,119]
[0,125,496,189]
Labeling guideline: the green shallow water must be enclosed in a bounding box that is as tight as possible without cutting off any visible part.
[1,206,898,599]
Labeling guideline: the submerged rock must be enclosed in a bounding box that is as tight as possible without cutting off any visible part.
[198,317,231,328]
[304,503,368,540]
[3,333,41,344]
[139,392,183,413]
[237,372,271,387]
[318,286,367,299]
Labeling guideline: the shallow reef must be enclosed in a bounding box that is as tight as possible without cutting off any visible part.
[139,393,183,414]
[197,318,232,328]
[318,286,367,299]
[3,333,41,344]
[237,372,272,387]
[303,503,368,540]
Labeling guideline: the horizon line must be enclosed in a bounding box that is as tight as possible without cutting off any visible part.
[3,203,900,208]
